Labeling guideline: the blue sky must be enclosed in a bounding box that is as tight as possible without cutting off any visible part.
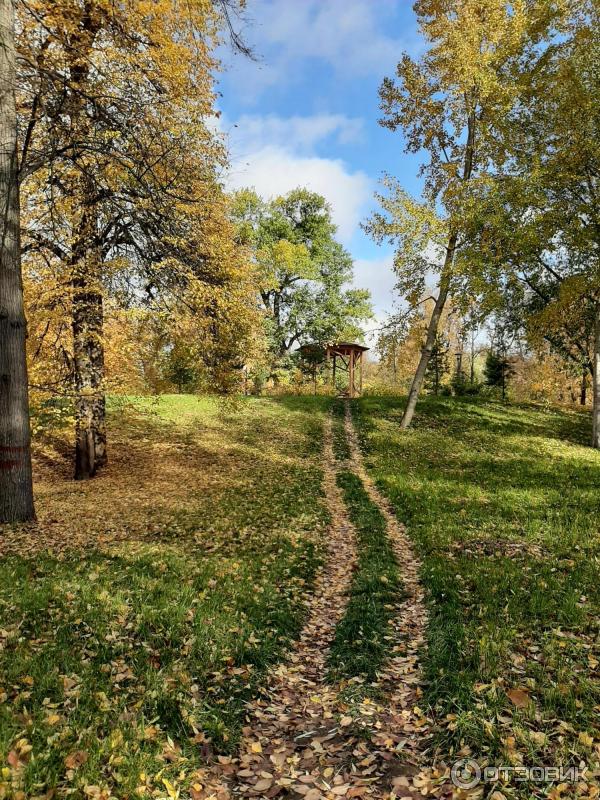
[216,0,427,330]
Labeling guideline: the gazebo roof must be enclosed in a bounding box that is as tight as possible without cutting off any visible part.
[327,342,370,354]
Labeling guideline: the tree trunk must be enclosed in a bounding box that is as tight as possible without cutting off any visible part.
[72,179,106,480]
[580,367,588,406]
[399,105,476,430]
[400,235,456,429]
[592,304,600,449]
[0,0,35,522]
[63,7,106,480]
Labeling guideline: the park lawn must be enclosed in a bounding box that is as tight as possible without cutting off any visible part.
[354,396,600,775]
[328,469,403,682]
[0,395,330,799]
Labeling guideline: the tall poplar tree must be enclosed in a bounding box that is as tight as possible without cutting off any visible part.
[0,0,34,522]
[366,0,556,429]
[459,1,600,446]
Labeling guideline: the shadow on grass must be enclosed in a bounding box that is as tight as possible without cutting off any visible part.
[353,394,600,763]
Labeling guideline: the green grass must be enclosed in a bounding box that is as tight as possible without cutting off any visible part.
[331,398,351,462]
[0,395,331,798]
[328,470,403,682]
[354,395,600,770]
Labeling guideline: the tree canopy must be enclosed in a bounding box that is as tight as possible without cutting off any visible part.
[232,188,373,363]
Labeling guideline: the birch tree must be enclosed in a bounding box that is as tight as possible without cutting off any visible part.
[365,0,557,429]
[0,0,34,522]
[460,1,600,446]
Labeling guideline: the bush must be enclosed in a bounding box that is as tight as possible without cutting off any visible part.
[451,373,482,396]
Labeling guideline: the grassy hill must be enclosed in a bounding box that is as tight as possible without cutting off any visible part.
[0,396,330,796]
[0,394,598,796]
[354,395,600,768]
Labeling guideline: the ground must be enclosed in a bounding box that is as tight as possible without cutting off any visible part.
[353,398,600,780]
[0,395,598,799]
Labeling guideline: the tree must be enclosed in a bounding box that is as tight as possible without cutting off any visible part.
[0,0,35,522]
[376,308,423,387]
[233,188,372,364]
[484,352,512,400]
[460,1,600,445]
[424,333,450,395]
[18,0,256,475]
[365,0,559,429]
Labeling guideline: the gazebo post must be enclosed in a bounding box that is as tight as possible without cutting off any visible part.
[323,342,369,398]
[359,351,363,395]
[332,352,336,390]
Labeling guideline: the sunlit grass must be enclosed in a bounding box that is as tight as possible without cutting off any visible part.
[0,396,331,797]
[354,396,600,769]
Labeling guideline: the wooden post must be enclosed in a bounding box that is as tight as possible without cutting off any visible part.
[332,352,336,392]
[359,351,363,395]
[349,349,355,398]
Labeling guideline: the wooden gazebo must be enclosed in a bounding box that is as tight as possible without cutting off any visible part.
[326,342,369,398]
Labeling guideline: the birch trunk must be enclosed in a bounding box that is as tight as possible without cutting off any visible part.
[72,178,106,480]
[0,0,35,522]
[400,238,456,429]
[399,107,475,430]
[592,304,600,449]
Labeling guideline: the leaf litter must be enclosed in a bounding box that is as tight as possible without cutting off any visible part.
[195,406,446,800]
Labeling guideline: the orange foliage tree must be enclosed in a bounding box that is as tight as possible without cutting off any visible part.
[18,0,261,476]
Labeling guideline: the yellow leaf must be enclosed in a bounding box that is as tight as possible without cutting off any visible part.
[162,778,179,799]
[579,732,594,748]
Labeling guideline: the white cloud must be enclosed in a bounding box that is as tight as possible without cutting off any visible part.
[352,255,410,348]
[219,0,421,103]
[353,255,399,316]
[256,0,409,76]
[222,114,371,243]
[227,146,370,243]
[229,113,364,154]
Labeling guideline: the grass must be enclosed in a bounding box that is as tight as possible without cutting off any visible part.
[3,391,598,796]
[0,395,331,798]
[331,398,351,462]
[353,395,600,772]
[328,470,403,681]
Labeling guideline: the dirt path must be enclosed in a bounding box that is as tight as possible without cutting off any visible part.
[342,403,434,797]
[199,407,438,800]
[199,414,359,799]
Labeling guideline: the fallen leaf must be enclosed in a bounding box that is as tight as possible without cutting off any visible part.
[162,778,179,799]
[65,751,88,770]
[507,688,531,708]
